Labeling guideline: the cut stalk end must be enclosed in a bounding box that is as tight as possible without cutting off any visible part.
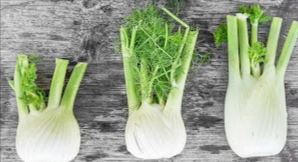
[60,62,88,111]
[47,58,69,108]
[227,15,240,79]
[237,14,250,77]
[277,20,298,76]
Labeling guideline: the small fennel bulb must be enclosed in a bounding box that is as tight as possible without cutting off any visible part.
[119,5,199,159]
[8,55,87,162]
[215,5,298,158]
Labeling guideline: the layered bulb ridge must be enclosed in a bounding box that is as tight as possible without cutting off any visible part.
[125,102,186,159]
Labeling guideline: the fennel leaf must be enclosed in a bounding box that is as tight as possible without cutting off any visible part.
[121,5,196,106]
[214,23,228,46]
[238,5,271,25]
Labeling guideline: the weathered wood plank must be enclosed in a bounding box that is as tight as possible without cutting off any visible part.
[1,0,298,161]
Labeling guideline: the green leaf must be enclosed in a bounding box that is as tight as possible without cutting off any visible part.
[15,55,46,111]
[249,42,266,66]
[121,4,197,105]
[238,5,272,25]
[165,0,185,15]
[214,23,228,46]
[258,14,272,25]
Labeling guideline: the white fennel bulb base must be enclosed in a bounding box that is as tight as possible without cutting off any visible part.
[225,67,287,157]
[16,108,80,162]
[125,102,186,159]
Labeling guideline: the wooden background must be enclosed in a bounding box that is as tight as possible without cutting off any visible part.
[1,0,298,161]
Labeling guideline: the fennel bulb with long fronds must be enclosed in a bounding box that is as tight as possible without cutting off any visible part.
[119,5,199,159]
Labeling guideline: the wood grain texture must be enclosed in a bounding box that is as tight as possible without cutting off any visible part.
[1,0,298,161]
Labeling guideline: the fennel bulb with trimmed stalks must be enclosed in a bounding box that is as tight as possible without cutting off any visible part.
[8,54,87,162]
[119,5,198,159]
[214,5,298,157]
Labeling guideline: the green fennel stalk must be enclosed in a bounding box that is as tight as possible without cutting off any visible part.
[120,5,198,111]
[9,55,87,116]
[215,5,272,78]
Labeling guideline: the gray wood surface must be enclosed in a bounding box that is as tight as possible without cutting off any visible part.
[1,0,298,161]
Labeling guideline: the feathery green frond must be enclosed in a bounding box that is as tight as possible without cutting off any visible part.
[121,5,197,106]
[249,42,266,66]
[238,5,271,25]
[214,24,228,46]
[10,55,46,111]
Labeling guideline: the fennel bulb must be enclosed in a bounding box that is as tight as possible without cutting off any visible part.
[225,65,287,157]
[8,55,87,162]
[219,6,298,157]
[119,5,198,159]
[125,101,186,159]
